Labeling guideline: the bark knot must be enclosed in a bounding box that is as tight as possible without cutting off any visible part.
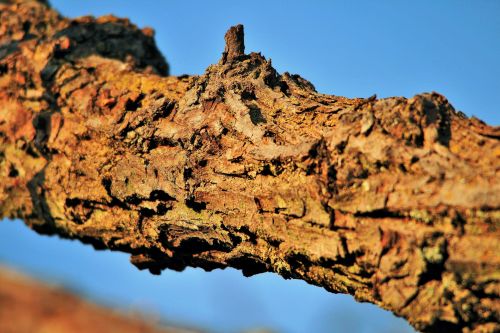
[221,24,245,64]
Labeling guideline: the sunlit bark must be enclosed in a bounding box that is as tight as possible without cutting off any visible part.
[0,1,498,332]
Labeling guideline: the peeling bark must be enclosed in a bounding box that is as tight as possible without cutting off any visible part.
[0,1,499,332]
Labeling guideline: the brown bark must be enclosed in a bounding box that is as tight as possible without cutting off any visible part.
[0,1,498,332]
[0,266,202,333]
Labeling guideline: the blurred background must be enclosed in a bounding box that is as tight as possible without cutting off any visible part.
[1,1,499,332]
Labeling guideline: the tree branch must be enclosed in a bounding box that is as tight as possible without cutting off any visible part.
[0,1,498,332]
[0,266,201,333]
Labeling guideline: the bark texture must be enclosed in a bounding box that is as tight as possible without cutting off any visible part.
[0,266,202,333]
[0,1,499,332]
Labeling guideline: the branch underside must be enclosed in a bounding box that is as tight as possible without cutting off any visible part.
[0,2,498,332]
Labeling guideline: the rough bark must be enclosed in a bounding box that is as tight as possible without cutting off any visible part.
[0,266,202,333]
[0,1,499,332]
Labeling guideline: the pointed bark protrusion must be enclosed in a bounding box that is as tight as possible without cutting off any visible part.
[221,24,245,64]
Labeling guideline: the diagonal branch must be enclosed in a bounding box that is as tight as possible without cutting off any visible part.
[0,2,498,332]
[0,266,201,333]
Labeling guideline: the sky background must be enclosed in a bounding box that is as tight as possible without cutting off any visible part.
[1,1,499,332]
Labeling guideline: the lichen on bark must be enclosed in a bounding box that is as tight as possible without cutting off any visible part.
[0,1,499,332]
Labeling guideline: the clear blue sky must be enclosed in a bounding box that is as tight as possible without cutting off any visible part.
[1,1,499,333]
[53,0,500,125]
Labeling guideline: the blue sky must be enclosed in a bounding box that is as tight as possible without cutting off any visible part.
[53,0,500,125]
[1,1,499,332]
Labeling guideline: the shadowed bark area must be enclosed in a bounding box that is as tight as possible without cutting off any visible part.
[0,1,499,332]
[0,266,202,333]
